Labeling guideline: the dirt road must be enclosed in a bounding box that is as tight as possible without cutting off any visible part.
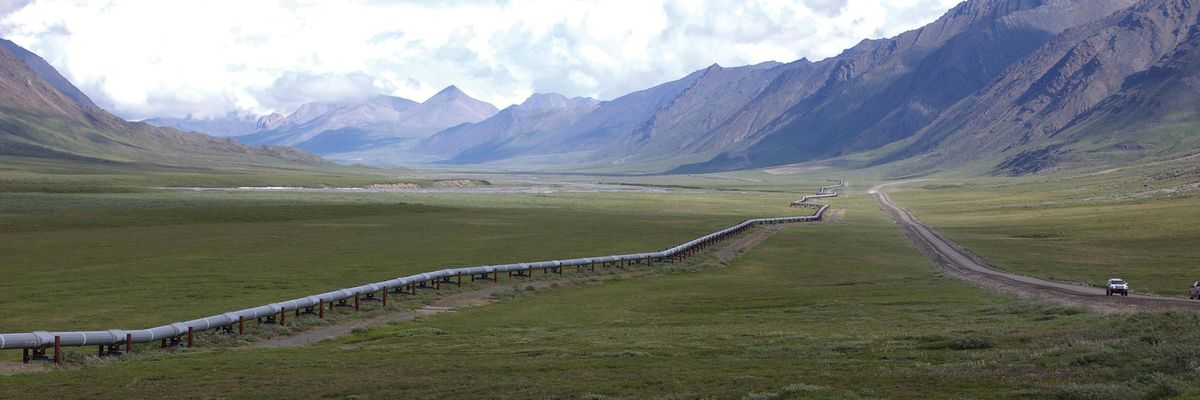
[872,182,1200,313]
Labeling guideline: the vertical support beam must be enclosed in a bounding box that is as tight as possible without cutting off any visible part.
[161,339,167,349]
[238,316,245,335]
[457,275,462,287]
[126,333,133,354]
[22,348,29,364]
[382,288,388,306]
[187,327,194,348]
[492,272,498,282]
[354,292,361,311]
[53,336,61,367]
[279,307,287,326]
[98,345,103,358]
[435,279,441,290]
[319,299,325,319]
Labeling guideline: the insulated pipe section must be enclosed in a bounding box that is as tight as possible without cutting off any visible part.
[0,181,841,350]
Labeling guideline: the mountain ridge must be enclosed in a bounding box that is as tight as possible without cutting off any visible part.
[0,39,325,168]
[238,88,498,155]
[881,0,1200,176]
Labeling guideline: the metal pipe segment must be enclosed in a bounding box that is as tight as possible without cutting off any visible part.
[0,182,841,351]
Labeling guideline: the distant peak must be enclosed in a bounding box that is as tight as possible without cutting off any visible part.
[426,85,471,103]
[520,92,598,110]
[521,92,567,104]
[437,85,463,95]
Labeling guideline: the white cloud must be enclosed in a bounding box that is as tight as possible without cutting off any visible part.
[0,0,962,120]
[0,0,32,18]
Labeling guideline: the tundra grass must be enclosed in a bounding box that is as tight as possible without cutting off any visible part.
[0,186,816,331]
[0,155,414,192]
[889,162,1200,297]
[1,195,1197,399]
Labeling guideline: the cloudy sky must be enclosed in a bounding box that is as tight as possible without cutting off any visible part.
[0,0,961,120]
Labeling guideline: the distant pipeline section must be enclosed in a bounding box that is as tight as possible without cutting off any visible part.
[0,180,844,365]
[792,179,843,207]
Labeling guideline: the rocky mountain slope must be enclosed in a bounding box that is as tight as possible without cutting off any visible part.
[406,0,1140,173]
[0,38,98,110]
[678,0,1138,172]
[882,0,1200,176]
[0,39,323,167]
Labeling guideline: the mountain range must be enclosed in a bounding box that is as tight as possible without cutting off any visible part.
[236,86,498,160]
[0,39,323,169]
[9,0,1200,177]
[143,113,282,137]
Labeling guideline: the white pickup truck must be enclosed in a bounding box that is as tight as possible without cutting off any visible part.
[1105,278,1130,296]
[1190,282,1200,300]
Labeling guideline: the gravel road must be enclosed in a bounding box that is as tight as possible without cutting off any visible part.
[872,182,1199,313]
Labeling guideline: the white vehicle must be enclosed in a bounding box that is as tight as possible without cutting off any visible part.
[1105,278,1129,296]
[1190,282,1200,300]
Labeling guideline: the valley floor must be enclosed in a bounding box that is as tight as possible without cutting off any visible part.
[1,176,1198,399]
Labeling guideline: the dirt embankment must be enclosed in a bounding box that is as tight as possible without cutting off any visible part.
[364,179,488,190]
[430,179,486,188]
[364,182,421,189]
[872,182,1200,313]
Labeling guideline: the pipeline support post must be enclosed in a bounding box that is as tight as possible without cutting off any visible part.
[382,287,388,306]
[238,315,245,335]
[53,336,61,367]
[187,327,194,348]
[354,292,361,311]
[126,333,133,354]
[319,299,325,318]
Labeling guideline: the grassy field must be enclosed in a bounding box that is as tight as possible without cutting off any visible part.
[0,180,819,331]
[889,161,1200,297]
[0,155,416,192]
[1,192,1198,399]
